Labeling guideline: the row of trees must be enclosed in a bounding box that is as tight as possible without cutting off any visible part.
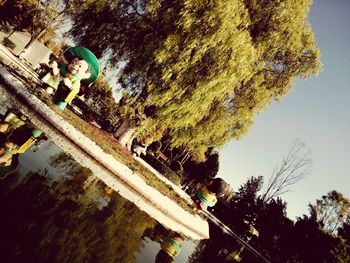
[0,0,321,163]
[186,140,349,262]
[189,177,350,262]
[70,0,321,161]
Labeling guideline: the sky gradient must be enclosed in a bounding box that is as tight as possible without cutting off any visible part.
[218,0,350,219]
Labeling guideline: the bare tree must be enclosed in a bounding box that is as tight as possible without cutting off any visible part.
[261,140,311,203]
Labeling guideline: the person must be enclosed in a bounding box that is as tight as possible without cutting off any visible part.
[193,177,228,211]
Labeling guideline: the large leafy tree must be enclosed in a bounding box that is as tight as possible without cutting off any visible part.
[68,0,320,161]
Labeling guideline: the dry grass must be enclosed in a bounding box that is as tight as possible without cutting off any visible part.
[50,105,194,213]
[0,67,194,214]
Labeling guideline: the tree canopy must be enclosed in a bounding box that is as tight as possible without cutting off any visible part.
[0,0,321,160]
[310,190,350,234]
[189,176,350,263]
[66,0,321,160]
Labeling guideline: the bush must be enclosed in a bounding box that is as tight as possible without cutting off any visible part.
[170,161,183,173]
[142,154,182,185]
[147,141,162,155]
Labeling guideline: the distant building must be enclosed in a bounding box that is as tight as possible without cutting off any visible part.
[1,30,51,69]
[20,40,51,68]
[5,31,31,56]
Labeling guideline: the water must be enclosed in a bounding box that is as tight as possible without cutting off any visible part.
[0,92,196,263]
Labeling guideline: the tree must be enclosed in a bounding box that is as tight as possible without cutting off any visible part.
[181,149,219,187]
[84,77,120,126]
[287,211,350,263]
[0,0,65,40]
[261,140,311,204]
[188,177,350,262]
[169,160,183,173]
[147,141,162,155]
[229,176,264,226]
[67,0,321,159]
[310,190,350,234]
[338,221,350,245]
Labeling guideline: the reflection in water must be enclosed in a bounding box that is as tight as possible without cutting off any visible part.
[0,109,46,175]
[142,224,185,263]
[0,88,195,263]
[0,159,156,263]
[0,98,159,262]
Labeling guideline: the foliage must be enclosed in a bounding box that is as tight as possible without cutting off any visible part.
[142,153,182,185]
[338,221,350,245]
[189,176,350,262]
[83,77,120,128]
[1,0,321,160]
[182,149,219,187]
[310,190,350,234]
[147,140,162,155]
[67,0,321,159]
[0,168,155,263]
[0,0,64,38]
[169,160,183,173]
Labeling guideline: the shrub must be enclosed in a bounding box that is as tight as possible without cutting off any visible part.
[142,154,182,185]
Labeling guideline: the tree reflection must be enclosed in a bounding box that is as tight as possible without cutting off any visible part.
[0,166,155,263]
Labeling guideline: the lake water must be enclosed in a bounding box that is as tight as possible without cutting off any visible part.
[0,93,197,263]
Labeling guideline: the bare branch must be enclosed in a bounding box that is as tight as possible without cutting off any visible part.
[261,139,311,203]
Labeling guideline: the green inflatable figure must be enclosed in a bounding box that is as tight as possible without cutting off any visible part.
[42,47,100,110]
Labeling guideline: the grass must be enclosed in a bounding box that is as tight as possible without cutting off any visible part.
[51,106,194,212]
[0,64,195,214]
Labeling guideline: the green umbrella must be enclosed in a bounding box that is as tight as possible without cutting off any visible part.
[63,46,100,85]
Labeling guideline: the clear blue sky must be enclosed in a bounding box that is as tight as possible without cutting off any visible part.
[218,0,350,219]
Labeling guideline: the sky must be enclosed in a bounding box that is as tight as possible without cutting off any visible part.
[218,0,350,219]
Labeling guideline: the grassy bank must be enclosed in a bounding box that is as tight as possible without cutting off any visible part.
[0,68,194,214]
[51,107,194,213]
